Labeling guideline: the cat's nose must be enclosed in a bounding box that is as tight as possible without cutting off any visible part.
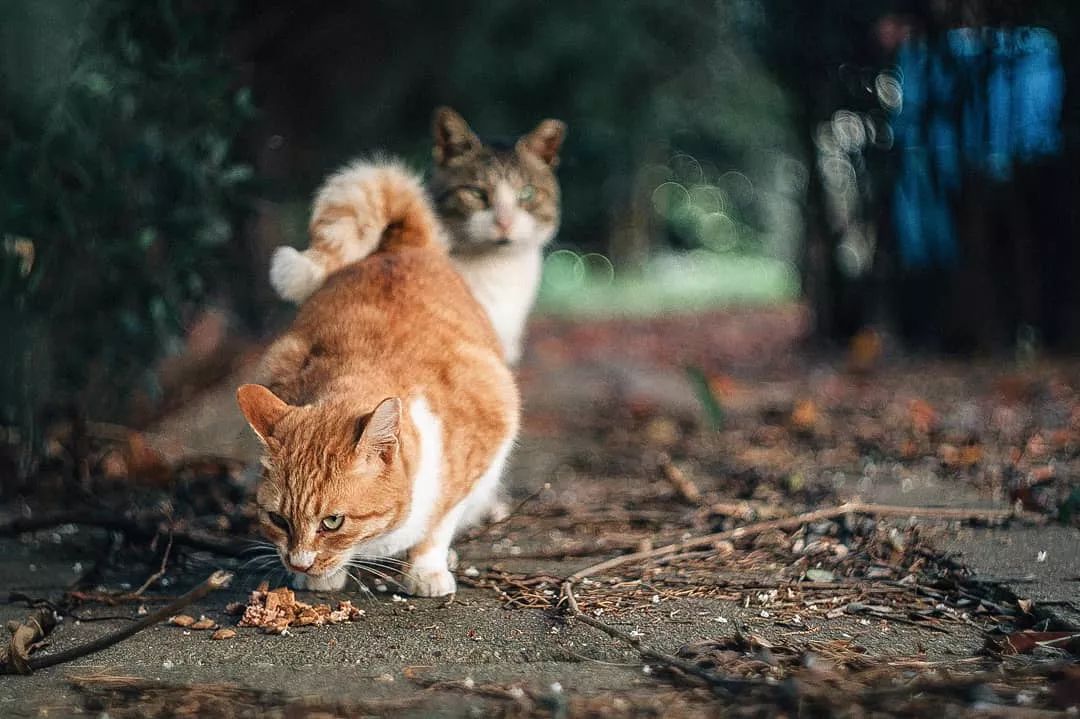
[287,550,316,572]
[493,214,513,236]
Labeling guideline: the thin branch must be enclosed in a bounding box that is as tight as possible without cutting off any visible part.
[458,482,550,544]
[0,511,249,557]
[559,581,768,698]
[859,660,1073,703]
[131,534,174,597]
[568,501,1034,583]
[658,454,701,504]
[2,570,233,674]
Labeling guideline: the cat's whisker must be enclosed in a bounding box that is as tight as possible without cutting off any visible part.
[347,559,414,588]
[240,552,280,570]
[347,558,411,577]
[235,542,279,560]
[345,570,375,599]
[238,552,281,571]
[255,565,289,590]
[351,554,412,570]
[348,562,399,585]
[349,554,415,575]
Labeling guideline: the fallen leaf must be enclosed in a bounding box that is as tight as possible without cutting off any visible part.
[909,400,936,435]
[211,628,237,640]
[790,400,818,433]
[1,608,57,675]
[848,328,883,374]
[993,631,1080,655]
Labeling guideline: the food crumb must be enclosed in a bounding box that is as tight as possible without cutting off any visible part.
[237,585,366,634]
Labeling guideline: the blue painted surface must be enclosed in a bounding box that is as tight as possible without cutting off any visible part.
[891,28,1063,268]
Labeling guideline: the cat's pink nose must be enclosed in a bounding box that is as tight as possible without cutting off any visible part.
[494,215,513,236]
[287,550,316,572]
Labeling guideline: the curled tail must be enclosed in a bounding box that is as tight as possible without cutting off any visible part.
[269,158,446,303]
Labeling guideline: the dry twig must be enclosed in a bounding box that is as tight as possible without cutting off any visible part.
[658,454,701,504]
[458,482,550,544]
[567,501,1033,584]
[1,570,233,675]
[0,511,247,557]
[559,580,771,698]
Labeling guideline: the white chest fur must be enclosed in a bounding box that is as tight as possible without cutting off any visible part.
[354,395,442,558]
[453,247,543,365]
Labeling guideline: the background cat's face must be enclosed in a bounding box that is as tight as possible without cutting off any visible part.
[238,386,406,582]
[430,107,565,255]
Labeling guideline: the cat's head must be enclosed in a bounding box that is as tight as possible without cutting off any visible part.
[429,107,566,255]
[236,384,407,581]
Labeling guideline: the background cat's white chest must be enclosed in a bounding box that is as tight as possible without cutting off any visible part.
[454,248,543,364]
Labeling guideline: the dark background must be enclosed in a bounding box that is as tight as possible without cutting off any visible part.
[2,0,1079,478]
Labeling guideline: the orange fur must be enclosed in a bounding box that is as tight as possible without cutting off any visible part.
[268,159,448,303]
[240,162,519,596]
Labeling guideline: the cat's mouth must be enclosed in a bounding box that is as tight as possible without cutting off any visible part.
[277,550,338,577]
[493,238,512,247]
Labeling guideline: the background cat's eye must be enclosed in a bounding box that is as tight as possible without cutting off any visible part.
[518,185,536,204]
[321,514,344,531]
[461,186,488,204]
[267,511,290,533]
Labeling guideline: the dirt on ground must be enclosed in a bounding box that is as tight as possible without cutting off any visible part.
[2,306,1079,717]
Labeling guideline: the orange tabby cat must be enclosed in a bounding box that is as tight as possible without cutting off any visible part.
[238,159,519,597]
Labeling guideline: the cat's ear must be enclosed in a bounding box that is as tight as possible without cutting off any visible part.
[519,119,566,167]
[433,107,480,165]
[356,397,402,464]
[237,384,291,443]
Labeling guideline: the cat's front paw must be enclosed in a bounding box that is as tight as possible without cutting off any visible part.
[404,567,457,597]
[296,569,348,592]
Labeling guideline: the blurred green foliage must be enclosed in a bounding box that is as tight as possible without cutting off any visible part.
[248,0,799,272]
[0,0,253,460]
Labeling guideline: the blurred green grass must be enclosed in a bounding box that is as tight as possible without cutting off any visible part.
[535,251,798,318]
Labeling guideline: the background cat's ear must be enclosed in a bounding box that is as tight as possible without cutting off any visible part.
[356,397,402,463]
[237,384,290,443]
[520,119,567,167]
[433,107,480,165]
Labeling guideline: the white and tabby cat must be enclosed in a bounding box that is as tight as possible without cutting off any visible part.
[428,107,565,364]
[269,107,566,365]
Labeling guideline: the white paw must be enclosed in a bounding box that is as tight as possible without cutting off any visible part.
[269,246,324,303]
[404,566,457,597]
[296,569,348,592]
[447,548,459,571]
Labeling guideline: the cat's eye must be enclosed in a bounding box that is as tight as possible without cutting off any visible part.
[518,185,536,204]
[267,511,290,533]
[320,515,344,531]
[461,186,488,204]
